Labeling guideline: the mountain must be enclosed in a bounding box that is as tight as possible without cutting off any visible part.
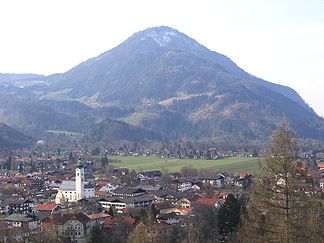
[0,122,33,150]
[43,26,308,109]
[35,26,323,144]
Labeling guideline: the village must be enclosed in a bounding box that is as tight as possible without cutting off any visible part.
[0,145,323,242]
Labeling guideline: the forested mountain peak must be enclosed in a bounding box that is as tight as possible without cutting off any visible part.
[0,26,323,145]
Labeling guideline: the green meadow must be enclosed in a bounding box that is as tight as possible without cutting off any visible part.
[45,130,83,137]
[109,156,261,174]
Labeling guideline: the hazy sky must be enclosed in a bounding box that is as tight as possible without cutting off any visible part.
[0,0,323,117]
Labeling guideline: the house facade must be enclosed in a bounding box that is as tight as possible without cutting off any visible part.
[5,213,40,230]
[98,195,154,212]
[43,213,96,243]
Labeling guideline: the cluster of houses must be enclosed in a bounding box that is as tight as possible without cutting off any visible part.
[0,161,254,242]
[0,147,323,242]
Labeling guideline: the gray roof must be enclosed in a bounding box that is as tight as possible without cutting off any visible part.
[84,183,94,189]
[59,180,94,191]
[136,185,163,191]
[99,195,154,204]
[113,187,146,196]
[59,180,75,191]
[5,214,36,222]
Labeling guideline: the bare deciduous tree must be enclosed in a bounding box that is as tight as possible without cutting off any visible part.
[238,124,324,242]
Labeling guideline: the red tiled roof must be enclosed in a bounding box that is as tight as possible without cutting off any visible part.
[155,202,176,210]
[175,208,192,215]
[35,203,58,211]
[122,207,142,214]
[20,179,33,184]
[196,198,219,206]
[96,181,108,187]
[240,172,250,178]
[104,217,135,228]
[95,191,107,197]
[87,213,109,220]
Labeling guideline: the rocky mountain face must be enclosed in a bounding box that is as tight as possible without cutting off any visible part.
[1,26,323,145]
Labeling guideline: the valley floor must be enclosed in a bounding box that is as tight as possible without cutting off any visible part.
[109,156,260,174]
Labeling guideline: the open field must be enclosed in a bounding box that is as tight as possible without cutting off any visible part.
[109,156,261,174]
[45,130,83,137]
[122,112,159,126]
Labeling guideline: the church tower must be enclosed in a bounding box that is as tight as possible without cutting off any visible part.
[75,166,84,201]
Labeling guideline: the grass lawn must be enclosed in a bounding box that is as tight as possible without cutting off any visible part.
[45,130,83,137]
[110,156,261,174]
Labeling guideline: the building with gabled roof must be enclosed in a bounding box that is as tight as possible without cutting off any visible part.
[196,197,224,208]
[112,187,146,197]
[98,195,154,212]
[34,203,60,214]
[5,213,40,230]
[103,216,135,229]
[42,212,96,243]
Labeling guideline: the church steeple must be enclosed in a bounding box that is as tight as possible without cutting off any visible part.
[75,165,84,200]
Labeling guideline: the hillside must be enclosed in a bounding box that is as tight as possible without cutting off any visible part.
[0,123,33,150]
[84,119,162,145]
[0,26,323,146]
[35,26,324,144]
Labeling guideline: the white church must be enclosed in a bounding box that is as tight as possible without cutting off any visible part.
[55,166,95,204]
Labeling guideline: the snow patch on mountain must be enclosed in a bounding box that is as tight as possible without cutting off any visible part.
[143,29,179,46]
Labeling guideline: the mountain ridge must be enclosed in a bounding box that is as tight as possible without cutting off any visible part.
[43,26,311,112]
[0,26,323,145]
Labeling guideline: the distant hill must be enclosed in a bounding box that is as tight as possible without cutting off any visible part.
[0,73,44,82]
[0,123,33,150]
[84,119,162,145]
